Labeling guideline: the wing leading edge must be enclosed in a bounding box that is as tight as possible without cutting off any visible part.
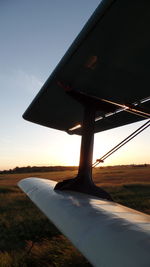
[18,178,150,267]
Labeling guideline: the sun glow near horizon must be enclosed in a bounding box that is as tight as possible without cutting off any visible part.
[1,120,149,171]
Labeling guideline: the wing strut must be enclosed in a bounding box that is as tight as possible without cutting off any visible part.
[54,89,149,200]
[54,91,112,200]
[93,119,150,167]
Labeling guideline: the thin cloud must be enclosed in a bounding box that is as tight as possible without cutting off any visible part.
[14,69,43,93]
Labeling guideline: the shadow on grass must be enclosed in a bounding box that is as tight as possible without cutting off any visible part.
[0,186,19,194]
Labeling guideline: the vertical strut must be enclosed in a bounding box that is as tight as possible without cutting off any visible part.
[54,105,112,200]
[78,107,95,182]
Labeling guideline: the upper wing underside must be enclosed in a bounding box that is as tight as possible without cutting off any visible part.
[23,0,150,135]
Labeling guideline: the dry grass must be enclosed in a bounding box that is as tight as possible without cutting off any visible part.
[2,165,149,186]
[0,166,150,266]
[93,165,150,186]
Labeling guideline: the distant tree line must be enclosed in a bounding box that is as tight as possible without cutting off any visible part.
[131,164,149,168]
[0,164,149,174]
[0,166,78,174]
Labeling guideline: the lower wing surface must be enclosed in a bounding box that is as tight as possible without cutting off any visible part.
[18,178,150,267]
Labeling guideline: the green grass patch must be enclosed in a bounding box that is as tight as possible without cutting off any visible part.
[0,167,149,266]
[103,183,150,213]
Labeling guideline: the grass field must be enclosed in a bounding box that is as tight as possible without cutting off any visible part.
[0,166,150,266]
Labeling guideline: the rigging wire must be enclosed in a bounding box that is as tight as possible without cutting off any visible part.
[92,119,150,168]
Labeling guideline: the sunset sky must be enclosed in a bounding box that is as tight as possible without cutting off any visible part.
[0,0,149,170]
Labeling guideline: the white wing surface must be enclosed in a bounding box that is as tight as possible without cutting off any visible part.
[18,178,150,267]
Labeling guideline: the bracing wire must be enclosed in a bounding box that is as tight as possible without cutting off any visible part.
[92,119,150,168]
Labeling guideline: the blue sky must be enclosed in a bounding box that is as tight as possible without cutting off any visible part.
[0,0,149,170]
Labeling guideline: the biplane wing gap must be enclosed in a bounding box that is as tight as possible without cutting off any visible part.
[22,0,150,198]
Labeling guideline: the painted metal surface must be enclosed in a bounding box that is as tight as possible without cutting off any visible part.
[18,178,150,267]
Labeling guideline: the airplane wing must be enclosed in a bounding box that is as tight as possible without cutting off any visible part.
[20,1,150,265]
[23,0,150,135]
[18,178,150,267]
